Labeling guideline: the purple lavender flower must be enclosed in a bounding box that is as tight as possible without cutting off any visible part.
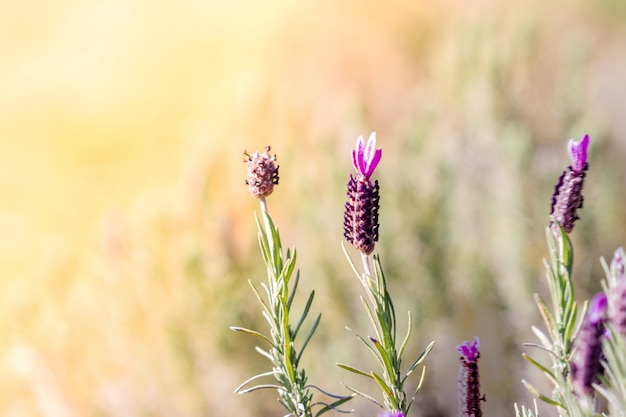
[244,146,279,199]
[457,337,483,417]
[344,133,382,255]
[378,411,404,417]
[571,292,607,397]
[550,134,589,233]
[609,247,626,334]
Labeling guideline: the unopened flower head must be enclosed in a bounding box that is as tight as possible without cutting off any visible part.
[344,133,382,255]
[571,292,607,397]
[244,146,279,199]
[457,337,483,417]
[550,134,589,234]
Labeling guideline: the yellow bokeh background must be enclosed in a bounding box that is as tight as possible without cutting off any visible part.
[1,0,626,416]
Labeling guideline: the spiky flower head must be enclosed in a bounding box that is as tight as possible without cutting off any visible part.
[571,292,607,397]
[244,146,279,199]
[457,337,483,417]
[344,133,382,255]
[378,411,404,417]
[550,134,589,234]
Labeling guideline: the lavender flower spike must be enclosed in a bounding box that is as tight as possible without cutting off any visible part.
[571,292,607,397]
[457,337,483,417]
[550,134,589,233]
[344,133,382,255]
[352,132,382,180]
[568,134,589,173]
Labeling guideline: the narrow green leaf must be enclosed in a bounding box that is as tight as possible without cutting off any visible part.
[293,290,315,340]
[337,363,373,378]
[248,280,271,316]
[341,383,382,408]
[403,341,435,383]
[398,311,412,360]
[237,384,283,394]
[530,325,552,351]
[360,296,383,342]
[314,396,354,417]
[370,337,395,384]
[522,353,558,385]
[522,379,564,408]
[280,247,297,287]
[234,370,280,393]
[345,326,385,370]
[287,270,300,310]
[230,326,274,347]
[296,313,321,365]
[254,346,273,362]
[370,371,396,408]
[406,365,427,413]
[279,297,295,381]
[533,293,556,335]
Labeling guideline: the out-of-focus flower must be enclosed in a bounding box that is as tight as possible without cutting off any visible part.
[378,410,404,417]
[609,247,626,334]
[457,337,483,417]
[344,133,381,255]
[571,292,607,397]
[550,134,589,234]
[244,146,279,199]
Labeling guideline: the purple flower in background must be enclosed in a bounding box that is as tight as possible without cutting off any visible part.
[611,247,626,280]
[378,410,404,417]
[344,133,382,255]
[244,146,279,199]
[610,247,626,334]
[457,337,483,417]
[571,292,607,397]
[550,134,589,233]
[568,135,590,173]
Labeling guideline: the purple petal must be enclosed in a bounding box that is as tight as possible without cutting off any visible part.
[568,134,589,172]
[362,132,382,178]
[354,135,367,176]
[364,132,377,163]
[456,337,480,361]
[588,292,607,325]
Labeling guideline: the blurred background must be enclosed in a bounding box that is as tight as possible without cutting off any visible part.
[1,0,626,416]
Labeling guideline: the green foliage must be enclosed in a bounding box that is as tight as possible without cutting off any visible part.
[232,205,351,417]
[338,246,434,415]
[522,222,591,417]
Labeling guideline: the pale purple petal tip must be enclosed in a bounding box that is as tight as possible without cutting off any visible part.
[612,247,626,279]
[352,132,382,179]
[378,411,404,417]
[456,337,480,361]
[588,292,607,325]
[568,134,589,172]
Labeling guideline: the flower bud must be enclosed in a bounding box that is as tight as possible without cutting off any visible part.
[244,146,279,199]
